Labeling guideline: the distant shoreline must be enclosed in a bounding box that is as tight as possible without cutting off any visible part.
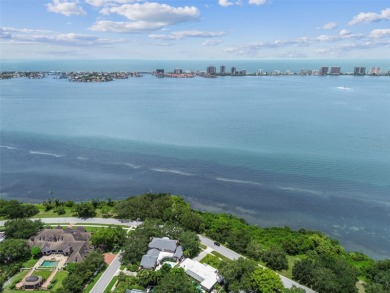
[1,70,389,82]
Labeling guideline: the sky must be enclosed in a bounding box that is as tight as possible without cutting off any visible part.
[0,0,390,59]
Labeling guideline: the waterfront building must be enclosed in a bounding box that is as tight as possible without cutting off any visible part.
[312,70,320,76]
[207,66,217,75]
[319,67,329,75]
[220,65,226,74]
[173,68,183,74]
[354,67,366,75]
[257,69,264,75]
[370,67,381,75]
[330,67,341,75]
[231,66,237,75]
[240,69,247,75]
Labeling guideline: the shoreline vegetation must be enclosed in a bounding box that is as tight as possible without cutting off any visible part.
[1,69,389,82]
[1,194,389,293]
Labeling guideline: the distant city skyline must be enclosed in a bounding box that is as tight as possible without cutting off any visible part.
[1,0,390,59]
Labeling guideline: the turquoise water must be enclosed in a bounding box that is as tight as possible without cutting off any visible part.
[40,260,58,268]
[1,60,389,259]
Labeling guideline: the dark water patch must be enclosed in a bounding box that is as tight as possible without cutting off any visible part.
[1,131,389,259]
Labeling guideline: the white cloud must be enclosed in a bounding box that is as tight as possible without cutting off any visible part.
[46,0,86,16]
[0,26,122,46]
[218,0,233,7]
[339,29,351,36]
[91,2,200,32]
[101,3,199,23]
[370,29,390,38]
[323,22,337,30]
[218,0,241,7]
[316,34,334,42]
[202,39,223,46]
[349,8,390,25]
[248,0,266,5]
[85,0,139,7]
[90,20,166,32]
[149,30,225,40]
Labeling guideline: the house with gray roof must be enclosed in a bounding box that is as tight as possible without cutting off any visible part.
[28,226,92,264]
[140,237,184,270]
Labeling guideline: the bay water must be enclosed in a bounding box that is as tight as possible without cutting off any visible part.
[1,60,389,259]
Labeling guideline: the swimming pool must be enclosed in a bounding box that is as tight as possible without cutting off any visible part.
[40,260,59,268]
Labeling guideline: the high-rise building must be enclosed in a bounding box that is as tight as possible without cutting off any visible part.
[257,69,264,75]
[173,68,183,74]
[330,67,341,75]
[370,67,381,75]
[354,67,366,75]
[231,66,237,75]
[156,69,164,74]
[319,67,329,75]
[220,65,226,74]
[207,66,217,75]
[240,69,247,75]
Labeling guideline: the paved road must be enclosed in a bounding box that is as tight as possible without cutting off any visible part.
[90,252,121,293]
[198,235,317,293]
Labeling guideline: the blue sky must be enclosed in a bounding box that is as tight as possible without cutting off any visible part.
[1,0,390,59]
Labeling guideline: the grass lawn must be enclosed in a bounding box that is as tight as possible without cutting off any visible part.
[277,255,301,279]
[200,244,207,250]
[22,258,38,268]
[3,270,29,291]
[84,266,107,293]
[50,271,68,291]
[200,254,222,269]
[104,276,118,293]
[31,269,54,280]
[34,204,74,218]
[211,251,230,262]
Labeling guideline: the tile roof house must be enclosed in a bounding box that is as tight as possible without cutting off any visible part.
[140,237,184,270]
[28,226,92,264]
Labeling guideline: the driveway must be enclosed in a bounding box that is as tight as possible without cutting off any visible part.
[89,252,122,293]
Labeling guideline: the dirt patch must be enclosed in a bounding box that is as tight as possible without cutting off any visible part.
[104,253,116,265]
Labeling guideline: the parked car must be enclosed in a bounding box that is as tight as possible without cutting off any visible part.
[214,241,220,246]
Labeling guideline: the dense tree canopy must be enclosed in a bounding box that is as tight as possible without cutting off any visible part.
[153,268,199,293]
[0,200,39,219]
[74,202,96,218]
[292,254,358,293]
[251,267,284,293]
[0,239,30,263]
[55,251,104,293]
[91,226,126,251]
[4,218,43,239]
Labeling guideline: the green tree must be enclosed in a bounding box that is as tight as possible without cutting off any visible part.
[31,246,42,259]
[121,234,149,265]
[153,268,198,293]
[74,202,96,218]
[250,267,284,293]
[4,218,43,239]
[0,239,30,263]
[261,247,289,271]
[91,226,126,251]
[0,200,39,219]
[178,230,200,258]
[58,251,105,293]
[219,258,257,292]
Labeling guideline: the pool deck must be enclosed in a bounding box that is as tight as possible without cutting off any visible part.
[16,255,68,290]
